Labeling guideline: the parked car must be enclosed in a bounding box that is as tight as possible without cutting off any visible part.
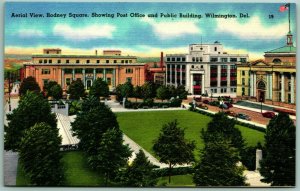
[203,100,209,104]
[198,104,208,110]
[262,111,275,118]
[224,102,233,108]
[194,97,202,102]
[236,113,251,121]
[219,103,228,109]
[225,111,236,117]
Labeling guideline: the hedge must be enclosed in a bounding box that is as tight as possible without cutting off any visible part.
[153,166,194,178]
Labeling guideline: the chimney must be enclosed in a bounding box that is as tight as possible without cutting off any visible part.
[95,50,98,55]
[160,52,164,69]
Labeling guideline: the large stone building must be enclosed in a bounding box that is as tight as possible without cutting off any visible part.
[236,32,296,108]
[23,48,146,91]
[165,42,249,96]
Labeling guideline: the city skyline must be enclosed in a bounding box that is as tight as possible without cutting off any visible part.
[5,2,296,60]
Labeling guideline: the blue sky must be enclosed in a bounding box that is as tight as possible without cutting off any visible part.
[5,2,296,59]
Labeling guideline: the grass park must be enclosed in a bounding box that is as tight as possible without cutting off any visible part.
[17,110,265,186]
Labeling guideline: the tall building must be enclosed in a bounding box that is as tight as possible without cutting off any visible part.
[23,49,146,91]
[236,32,296,108]
[165,42,249,96]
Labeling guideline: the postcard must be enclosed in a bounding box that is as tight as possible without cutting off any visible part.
[4,1,296,187]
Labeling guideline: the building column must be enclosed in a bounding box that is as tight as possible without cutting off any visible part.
[82,69,86,88]
[93,68,96,81]
[170,64,172,85]
[249,72,253,96]
[217,65,221,93]
[269,73,273,100]
[175,65,178,87]
[72,69,75,81]
[253,72,257,97]
[165,64,168,84]
[112,68,116,87]
[180,65,183,85]
[266,73,269,99]
[281,73,285,102]
[227,65,231,92]
[61,68,65,89]
[291,73,294,104]
[103,68,107,81]
[201,74,205,94]
[190,74,193,94]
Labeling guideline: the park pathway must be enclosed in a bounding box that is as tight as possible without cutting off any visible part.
[4,151,19,186]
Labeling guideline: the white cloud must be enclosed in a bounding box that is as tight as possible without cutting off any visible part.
[53,24,116,40]
[216,16,288,40]
[18,29,45,38]
[141,17,201,39]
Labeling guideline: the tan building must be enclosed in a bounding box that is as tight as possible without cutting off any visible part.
[23,49,146,91]
[237,33,296,108]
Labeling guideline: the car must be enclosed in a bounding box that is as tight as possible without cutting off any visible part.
[198,104,208,110]
[262,111,275,118]
[236,113,251,121]
[219,103,228,109]
[225,111,236,117]
[194,97,202,102]
[203,100,209,104]
[224,102,233,108]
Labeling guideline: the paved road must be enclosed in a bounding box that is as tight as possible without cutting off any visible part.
[3,151,19,186]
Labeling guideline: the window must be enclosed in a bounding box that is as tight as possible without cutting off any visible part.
[192,57,195,62]
[172,58,175,62]
[126,68,133,73]
[76,60,80,63]
[230,58,237,62]
[58,60,61,64]
[191,47,193,51]
[240,58,247,63]
[182,57,186,62]
[214,47,217,51]
[85,69,93,74]
[221,58,228,62]
[125,60,128,63]
[64,69,72,74]
[230,65,237,69]
[97,60,100,63]
[200,57,203,62]
[43,79,49,86]
[167,57,170,62]
[106,60,109,63]
[39,59,42,63]
[242,71,245,76]
[66,78,71,85]
[242,78,245,85]
[114,60,117,63]
[288,82,291,91]
[46,51,49,54]
[129,60,132,63]
[126,77,132,83]
[191,65,194,69]
[75,69,82,74]
[107,77,112,85]
[242,88,245,95]
[106,69,113,74]
[87,60,90,64]
[48,59,52,64]
[210,57,218,62]
[121,60,124,63]
[96,68,103,73]
[44,59,47,63]
[41,69,50,74]
[66,60,69,64]
[201,65,203,68]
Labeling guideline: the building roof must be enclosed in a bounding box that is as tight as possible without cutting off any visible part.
[265,45,296,53]
[32,54,137,59]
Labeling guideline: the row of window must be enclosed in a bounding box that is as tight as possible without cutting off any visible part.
[210,88,236,93]
[38,59,133,64]
[166,57,186,62]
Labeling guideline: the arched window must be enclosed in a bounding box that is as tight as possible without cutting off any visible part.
[257,81,266,90]
[273,58,282,64]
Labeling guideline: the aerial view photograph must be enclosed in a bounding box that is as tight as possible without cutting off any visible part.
[3,1,296,187]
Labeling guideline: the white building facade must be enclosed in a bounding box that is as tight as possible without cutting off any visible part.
[165,42,249,97]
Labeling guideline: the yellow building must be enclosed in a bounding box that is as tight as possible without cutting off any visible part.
[237,33,296,109]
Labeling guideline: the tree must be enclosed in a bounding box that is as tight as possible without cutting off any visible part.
[89,78,109,98]
[71,102,119,156]
[156,86,170,102]
[176,85,188,99]
[203,112,245,152]
[153,120,195,183]
[259,113,295,186]
[68,79,85,100]
[19,122,64,186]
[121,81,134,98]
[141,82,155,99]
[193,134,246,186]
[167,85,176,98]
[133,85,142,102]
[5,91,57,151]
[43,80,58,97]
[19,76,41,96]
[50,84,63,100]
[89,128,131,186]
[121,149,157,186]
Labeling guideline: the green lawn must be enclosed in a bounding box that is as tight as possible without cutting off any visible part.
[16,151,105,186]
[156,174,195,187]
[117,110,265,159]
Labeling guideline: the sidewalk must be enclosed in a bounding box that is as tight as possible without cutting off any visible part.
[4,151,19,186]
